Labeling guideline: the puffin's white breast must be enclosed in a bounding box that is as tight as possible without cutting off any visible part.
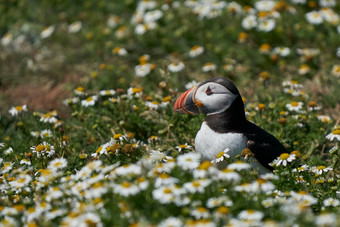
[195,121,247,160]
[195,121,271,174]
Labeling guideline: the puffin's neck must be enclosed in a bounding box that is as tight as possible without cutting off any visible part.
[205,95,247,133]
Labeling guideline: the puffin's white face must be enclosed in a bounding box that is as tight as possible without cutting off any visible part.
[194,82,238,115]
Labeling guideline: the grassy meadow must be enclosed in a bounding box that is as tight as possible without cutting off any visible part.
[0,0,340,226]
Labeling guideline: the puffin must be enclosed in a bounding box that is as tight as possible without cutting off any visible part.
[173,77,287,174]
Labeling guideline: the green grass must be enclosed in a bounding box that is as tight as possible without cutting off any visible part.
[0,0,339,226]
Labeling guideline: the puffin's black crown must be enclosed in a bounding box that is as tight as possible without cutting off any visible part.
[199,78,240,95]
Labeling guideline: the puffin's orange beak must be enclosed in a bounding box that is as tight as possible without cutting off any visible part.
[173,86,200,114]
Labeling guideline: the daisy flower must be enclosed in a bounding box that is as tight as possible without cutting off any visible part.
[8,105,27,116]
[107,15,120,28]
[9,174,32,189]
[177,152,201,170]
[227,161,251,171]
[20,159,31,165]
[323,198,339,207]
[152,185,184,204]
[254,0,275,11]
[99,89,116,96]
[1,32,12,46]
[238,209,264,221]
[259,43,271,54]
[81,95,98,107]
[48,158,68,171]
[185,80,198,89]
[211,148,230,164]
[189,46,204,58]
[158,217,183,227]
[40,25,55,39]
[4,147,13,154]
[74,86,85,96]
[202,62,216,72]
[1,162,13,174]
[311,165,333,175]
[298,64,310,75]
[135,63,152,77]
[306,11,323,24]
[40,129,52,138]
[68,21,82,33]
[257,19,276,32]
[331,65,340,77]
[115,164,142,176]
[145,101,160,110]
[113,181,140,197]
[144,9,163,23]
[112,47,128,56]
[190,207,209,219]
[30,142,55,158]
[215,168,241,182]
[154,173,179,188]
[271,153,296,167]
[242,15,257,30]
[273,47,290,57]
[149,150,169,161]
[63,97,80,106]
[40,112,58,123]
[286,101,303,112]
[183,179,211,193]
[292,164,309,172]
[315,213,337,227]
[168,62,185,73]
[175,143,192,152]
[326,127,340,141]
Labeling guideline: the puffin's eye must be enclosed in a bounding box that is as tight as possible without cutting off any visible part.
[205,87,213,95]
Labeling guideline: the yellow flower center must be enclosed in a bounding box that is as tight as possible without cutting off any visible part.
[121,182,131,188]
[159,173,169,179]
[15,106,23,111]
[76,87,84,92]
[260,44,271,51]
[86,97,93,102]
[238,32,247,39]
[317,166,325,170]
[280,153,289,160]
[113,47,121,53]
[192,181,201,188]
[17,178,26,184]
[113,134,122,139]
[137,177,145,183]
[192,45,200,50]
[163,188,172,194]
[132,87,143,93]
[197,207,207,213]
[332,129,340,135]
[53,162,62,167]
[198,161,211,170]
[217,206,229,214]
[257,103,265,110]
[258,11,268,18]
[291,102,299,107]
[162,96,172,102]
[247,209,255,214]
[217,151,225,159]
[35,145,45,152]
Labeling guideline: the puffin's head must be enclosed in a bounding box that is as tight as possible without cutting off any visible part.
[173,78,241,115]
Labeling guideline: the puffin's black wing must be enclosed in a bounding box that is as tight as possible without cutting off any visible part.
[243,121,287,170]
